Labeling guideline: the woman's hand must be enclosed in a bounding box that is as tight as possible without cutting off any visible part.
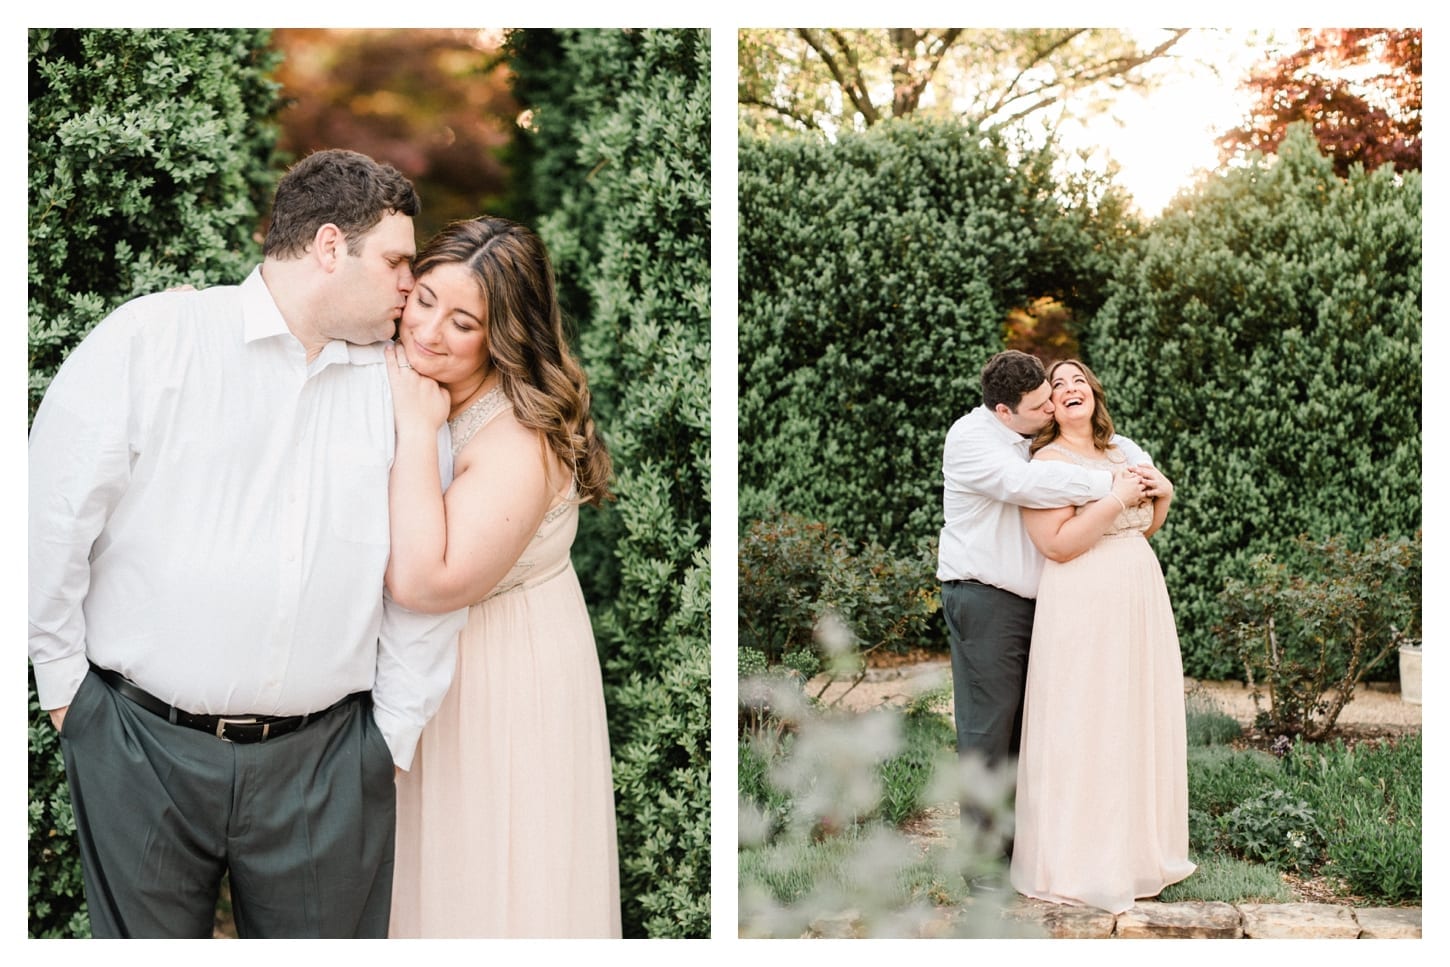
[1130,464,1174,501]
[1112,467,1147,507]
[385,344,449,435]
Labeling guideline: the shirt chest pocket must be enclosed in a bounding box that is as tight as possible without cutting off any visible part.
[328,445,391,545]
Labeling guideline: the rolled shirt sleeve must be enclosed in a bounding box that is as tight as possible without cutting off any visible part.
[373,588,466,771]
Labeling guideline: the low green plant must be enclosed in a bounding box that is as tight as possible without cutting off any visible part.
[740,820,1033,939]
[738,674,1024,938]
[1220,532,1421,740]
[1221,789,1324,872]
[1158,853,1295,904]
[876,711,956,827]
[740,733,796,840]
[1184,690,1243,747]
[1283,734,1421,902]
[1186,745,1282,816]
[1323,797,1421,902]
[1183,734,1422,904]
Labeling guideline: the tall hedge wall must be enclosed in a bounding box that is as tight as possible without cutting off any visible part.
[1085,124,1422,679]
[507,28,711,938]
[738,119,1125,555]
[28,28,282,421]
[27,27,283,937]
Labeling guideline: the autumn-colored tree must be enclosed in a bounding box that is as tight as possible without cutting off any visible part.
[269,28,518,237]
[1219,28,1421,176]
[739,28,1188,137]
[1004,297,1081,364]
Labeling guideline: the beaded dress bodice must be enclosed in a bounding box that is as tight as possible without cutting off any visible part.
[1040,442,1153,537]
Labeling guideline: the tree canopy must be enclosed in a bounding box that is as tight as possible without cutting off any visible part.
[1219,28,1420,176]
[270,28,517,237]
[739,28,1188,138]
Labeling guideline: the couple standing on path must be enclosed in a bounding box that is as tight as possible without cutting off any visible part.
[939,349,1195,914]
[29,149,621,938]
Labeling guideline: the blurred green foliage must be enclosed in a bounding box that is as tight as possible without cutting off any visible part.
[507,28,711,938]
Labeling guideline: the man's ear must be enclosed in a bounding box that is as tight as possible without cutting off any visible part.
[313,223,346,270]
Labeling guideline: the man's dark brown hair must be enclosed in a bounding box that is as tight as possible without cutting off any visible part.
[980,350,1047,411]
[263,149,420,259]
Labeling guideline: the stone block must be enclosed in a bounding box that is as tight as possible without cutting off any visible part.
[1114,901,1243,939]
[1001,897,1115,939]
[1355,907,1421,939]
[1238,902,1360,939]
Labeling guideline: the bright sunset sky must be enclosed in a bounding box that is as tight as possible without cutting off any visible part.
[1058,27,1298,218]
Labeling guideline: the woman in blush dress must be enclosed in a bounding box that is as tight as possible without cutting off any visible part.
[383,217,621,937]
[1009,359,1195,914]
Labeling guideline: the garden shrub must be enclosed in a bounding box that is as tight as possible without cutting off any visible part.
[738,512,940,670]
[28,28,282,421]
[738,118,1131,556]
[27,27,283,938]
[27,670,87,939]
[1220,532,1421,738]
[1088,124,1421,679]
[506,28,710,938]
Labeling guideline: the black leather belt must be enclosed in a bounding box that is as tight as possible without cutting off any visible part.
[89,663,368,744]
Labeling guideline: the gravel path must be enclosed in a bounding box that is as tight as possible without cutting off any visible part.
[807,657,1422,729]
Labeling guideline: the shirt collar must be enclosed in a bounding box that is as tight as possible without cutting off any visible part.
[974,404,1033,447]
[241,265,389,371]
[241,266,291,344]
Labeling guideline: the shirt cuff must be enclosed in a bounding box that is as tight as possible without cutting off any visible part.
[1088,468,1113,500]
[32,652,91,711]
[371,702,422,771]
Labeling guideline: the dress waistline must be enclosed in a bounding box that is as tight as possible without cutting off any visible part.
[481,556,573,603]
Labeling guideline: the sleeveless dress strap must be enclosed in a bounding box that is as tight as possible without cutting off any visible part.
[446,386,580,520]
[447,388,508,458]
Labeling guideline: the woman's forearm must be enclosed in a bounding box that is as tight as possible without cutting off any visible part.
[385,422,449,610]
[1027,496,1127,563]
[1143,492,1172,539]
[1046,496,1123,562]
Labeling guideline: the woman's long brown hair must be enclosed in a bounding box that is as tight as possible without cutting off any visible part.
[413,217,612,505]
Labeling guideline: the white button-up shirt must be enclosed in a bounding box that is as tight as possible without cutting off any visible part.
[936,405,1150,598]
[28,267,465,769]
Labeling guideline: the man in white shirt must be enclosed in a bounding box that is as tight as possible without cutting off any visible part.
[938,351,1149,859]
[28,149,466,938]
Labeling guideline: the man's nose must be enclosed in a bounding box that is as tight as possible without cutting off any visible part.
[399,265,415,292]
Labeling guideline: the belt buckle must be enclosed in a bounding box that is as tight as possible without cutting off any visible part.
[215,717,265,742]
